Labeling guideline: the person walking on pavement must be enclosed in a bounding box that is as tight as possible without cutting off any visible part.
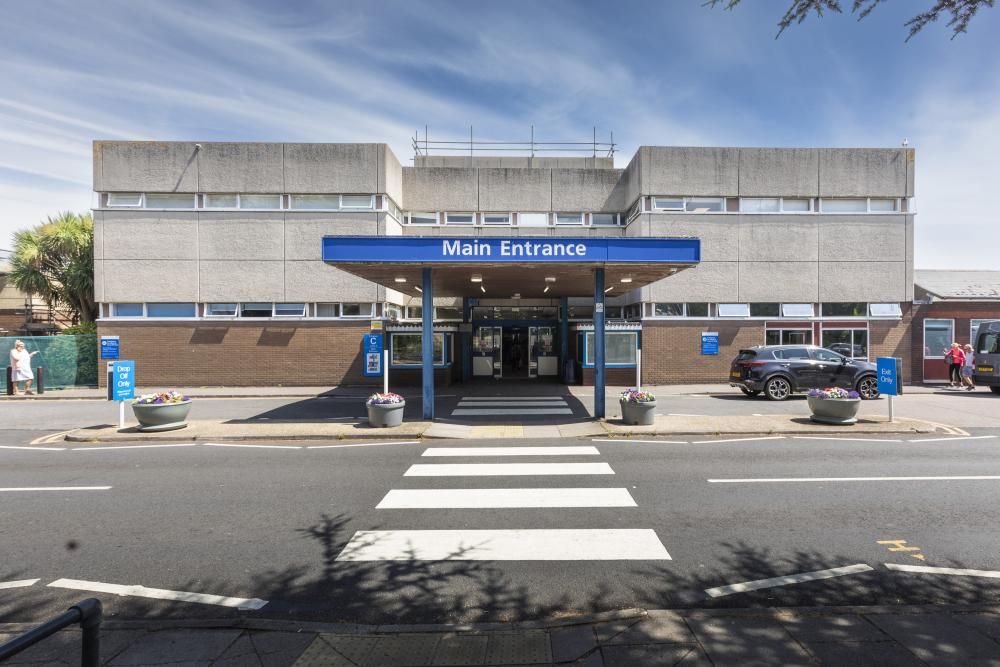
[944,342,964,387]
[9,340,39,395]
[961,343,976,391]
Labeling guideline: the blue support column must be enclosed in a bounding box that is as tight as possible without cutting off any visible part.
[594,268,606,418]
[559,296,569,383]
[462,297,473,384]
[422,268,434,420]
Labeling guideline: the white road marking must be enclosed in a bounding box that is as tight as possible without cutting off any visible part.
[0,486,111,492]
[708,475,1000,483]
[0,445,66,451]
[47,578,268,609]
[456,401,570,407]
[405,462,615,476]
[458,396,568,401]
[0,579,40,589]
[451,408,573,416]
[705,564,873,598]
[791,437,903,443]
[666,413,707,417]
[202,443,302,450]
[885,563,1000,579]
[306,441,420,449]
[592,439,688,444]
[693,436,785,444]
[906,435,997,443]
[336,529,671,561]
[422,446,599,457]
[71,444,199,451]
[376,487,637,509]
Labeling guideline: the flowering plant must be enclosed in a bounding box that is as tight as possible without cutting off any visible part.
[807,388,860,400]
[133,391,190,405]
[366,392,405,406]
[619,388,656,403]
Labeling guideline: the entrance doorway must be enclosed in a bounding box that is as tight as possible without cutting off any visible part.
[472,325,559,380]
[502,328,530,379]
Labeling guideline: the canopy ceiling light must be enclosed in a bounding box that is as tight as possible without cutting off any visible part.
[545,276,557,283]
[470,274,483,283]
[543,285,550,293]
[480,285,486,293]
[415,286,422,293]
[394,277,407,283]
[604,286,614,293]
[620,276,633,283]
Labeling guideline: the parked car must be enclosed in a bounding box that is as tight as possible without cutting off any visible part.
[729,345,880,401]
[827,343,867,358]
[972,320,1000,394]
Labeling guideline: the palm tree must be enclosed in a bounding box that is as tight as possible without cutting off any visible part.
[9,212,96,324]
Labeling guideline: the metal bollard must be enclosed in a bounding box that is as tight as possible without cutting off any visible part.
[5,366,11,395]
[36,366,44,394]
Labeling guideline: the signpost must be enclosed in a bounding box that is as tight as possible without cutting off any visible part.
[363,334,386,393]
[701,332,719,356]
[876,357,902,423]
[100,336,120,360]
[107,360,135,429]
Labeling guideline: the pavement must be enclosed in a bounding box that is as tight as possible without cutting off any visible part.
[4,605,1000,665]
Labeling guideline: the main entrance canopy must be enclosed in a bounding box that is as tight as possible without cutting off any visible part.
[323,236,700,420]
[322,236,700,298]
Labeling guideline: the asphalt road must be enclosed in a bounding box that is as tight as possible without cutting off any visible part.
[4,428,1000,625]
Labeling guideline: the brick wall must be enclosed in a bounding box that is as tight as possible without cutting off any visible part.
[868,303,914,384]
[0,311,23,333]
[640,321,764,384]
[96,321,381,387]
[580,367,637,387]
[910,302,1000,383]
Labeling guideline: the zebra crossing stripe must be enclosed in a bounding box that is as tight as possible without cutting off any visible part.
[376,487,637,508]
[452,408,573,416]
[335,529,671,561]
[421,446,599,457]
[404,462,614,476]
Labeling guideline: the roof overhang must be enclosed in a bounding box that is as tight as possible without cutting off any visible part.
[322,236,700,298]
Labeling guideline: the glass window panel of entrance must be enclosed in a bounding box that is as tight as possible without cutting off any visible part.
[821,328,868,358]
[923,319,954,358]
[391,333,444,365]
[766,329,813,346]
[585,331,637,365]
[472,306,557,320]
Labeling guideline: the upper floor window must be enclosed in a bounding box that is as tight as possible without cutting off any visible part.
[650,302,709,318]
[740,198,780,213]
[205,194,239,209]
[107,193,143,207]
[781,198,812,212]
[341,194,374,209]
[652,198,683,211]
[445,212,474,225]
[240,303,274,318]
[685,198,724,213]
[781,303,814,318]
[556,212,584,225]
[482,213,511,225]
[869,303,902,318]
[274,303,306,317]
[819,198,899,214]
[518,212,549,227]
[206,303,238,317]
[868,198,898,212]
[290,194,340,210]
[145,193,196,209]
[591,213,619,226]
[407,212,438,225]
[717,303,751,318]
[821,302,867,317]
[146,302,196,318]
[750,303,780,317]
[112,303,144,317]
[240,194,281,209]
[340,302,374,318]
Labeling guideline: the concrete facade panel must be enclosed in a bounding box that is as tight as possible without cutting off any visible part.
[551,169,625,212]
[817,261,907,302]
[199,261,285,302]
[739,216,818,262]
[103,260,199,302]
[402,168,478,212]
[198,213,284,260]
[644,262,739,302]
[284,261,379,302]
[283,143,379,193]
[93,210,104,260]
[817,216,907,261]
[197,143,284,193]
[100,212,197,260]
[738,148,819,196]
[284,213,381,260]
[94,259,105,302]
[619,151,643,209]
[478,168,551,211]
[738,262,819,302]
[819,148,908,197]
[648,215,737,261]
[382,145,403,206]
[642,147,739,196]
[96,141,200,192]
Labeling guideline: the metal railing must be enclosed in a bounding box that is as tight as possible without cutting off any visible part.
[0,598,102,665]
[413,125,615,158]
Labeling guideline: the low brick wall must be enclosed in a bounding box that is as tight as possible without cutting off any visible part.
[640,321,763,384]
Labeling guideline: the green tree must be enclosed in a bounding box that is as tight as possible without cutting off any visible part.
[9,212,96,324]
[707,0,995,40]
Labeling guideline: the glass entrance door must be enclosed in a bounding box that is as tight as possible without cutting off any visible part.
[472,326,502,378]
[528,326,557,378]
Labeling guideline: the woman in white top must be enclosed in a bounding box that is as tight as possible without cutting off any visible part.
[962,343,976,391]
[9,340,39,395]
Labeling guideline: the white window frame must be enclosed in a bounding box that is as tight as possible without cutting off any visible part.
[627,198,643,222]
[239,303,275,318]
[869,303,903,318]
[289,194,342,211]
[765,328,814,346]
[107,193,144,208]
[684,197,725,213]
[517,212,550,227]
[273,303,307,317]
[239,194,283,210]
[780,198,813,213]
[819,198,901,214]
[923,318,955,360]
[820,302,869,318]
[112,303,145,318]
[781,303,815,318]
[144,302,197,318]
[205,303,239,317]
[739,198,781,214]
[434,306,463,321]
[555,212,585,226]
[749,303,781,319]
[314,303,341,319]
[402,305,424,320]
[444,212,475,225]
[340,302,374,318]
[718,303,751,318]
[820,324,870,360]
[204,194,241,210]
[590,212,620,226]
[652,197,684,211]
[482,212,512,226]
[143,193,197,209]
[407,211,439,225]
[340,194,375,210]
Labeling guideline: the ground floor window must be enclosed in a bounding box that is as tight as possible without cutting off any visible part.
[923,319,954,358]
[583,331,638,366]
[391,333,446,366]
[765,328,812,346]
[821,328,868,359]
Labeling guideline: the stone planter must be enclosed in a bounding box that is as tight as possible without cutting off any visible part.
[807,397,861,425]
[620,399,657,426]
[131,401,192,432]
[367,401,405,428]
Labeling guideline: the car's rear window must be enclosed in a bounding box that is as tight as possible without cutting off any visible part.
[736,351,757,362]
[774,347,811,360]
[979,332,999,355]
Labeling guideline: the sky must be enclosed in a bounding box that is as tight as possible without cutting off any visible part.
[1,0,999,268]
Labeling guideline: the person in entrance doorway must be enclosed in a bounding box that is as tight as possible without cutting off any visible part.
[961,343,976,391]
[9,340,39,395]
[944,342,965,387]
[511,343,523,372]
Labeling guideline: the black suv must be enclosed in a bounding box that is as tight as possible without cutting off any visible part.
[729,345,880,401]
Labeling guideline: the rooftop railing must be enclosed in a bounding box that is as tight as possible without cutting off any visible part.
[412,126,615,158]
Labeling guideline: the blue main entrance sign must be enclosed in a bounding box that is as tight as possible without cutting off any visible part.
[322,237,700,264]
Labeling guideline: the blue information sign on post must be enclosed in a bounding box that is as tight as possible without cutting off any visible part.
[701,331,719,355]
[112,360,135,401]
[877,357,900,396]
[100,336,120,360]
[363,333,384,377]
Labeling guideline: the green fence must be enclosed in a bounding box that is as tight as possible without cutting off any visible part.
[4,335,98,389]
